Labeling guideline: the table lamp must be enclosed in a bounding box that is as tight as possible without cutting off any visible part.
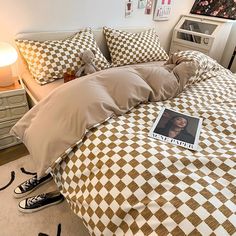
[0,42,18,87]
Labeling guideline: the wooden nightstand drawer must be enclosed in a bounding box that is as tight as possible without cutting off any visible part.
[0,104,28,123]
[0,134,21,150]
[0,119,19,136]
[0,78,29,149]
[0,93,27,107]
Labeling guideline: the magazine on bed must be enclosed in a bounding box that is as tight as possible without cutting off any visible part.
[148,108,202,151]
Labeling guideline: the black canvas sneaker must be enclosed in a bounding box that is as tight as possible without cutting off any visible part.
[18,191,64,213]
[13,173,52,198]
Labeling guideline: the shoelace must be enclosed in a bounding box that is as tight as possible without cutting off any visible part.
[21,176,38,191]
[26,194,46,207]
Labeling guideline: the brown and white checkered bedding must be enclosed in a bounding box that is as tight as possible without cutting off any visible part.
[51,51,236,236]
[103,27,168,67]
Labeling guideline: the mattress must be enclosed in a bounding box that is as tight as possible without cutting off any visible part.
[21,69,64,102]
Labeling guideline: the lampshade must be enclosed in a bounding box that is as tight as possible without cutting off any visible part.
[0,42,18,87]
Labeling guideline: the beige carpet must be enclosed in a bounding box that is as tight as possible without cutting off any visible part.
[0,155,90,236]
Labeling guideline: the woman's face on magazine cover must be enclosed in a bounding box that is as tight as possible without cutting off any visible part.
[173,117,188,128]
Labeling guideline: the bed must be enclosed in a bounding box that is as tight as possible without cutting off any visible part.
[12,28,236,236]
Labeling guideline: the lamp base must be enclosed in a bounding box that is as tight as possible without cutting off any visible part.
[0,65,14,87]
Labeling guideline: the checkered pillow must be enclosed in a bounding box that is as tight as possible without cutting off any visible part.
[16,28,110,85]
[103,27,169,67]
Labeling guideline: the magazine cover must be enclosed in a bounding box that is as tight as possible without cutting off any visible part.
[148,108,202,151]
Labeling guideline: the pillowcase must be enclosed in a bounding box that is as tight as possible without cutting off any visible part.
[16,28,110,85]
[103,27,169,67]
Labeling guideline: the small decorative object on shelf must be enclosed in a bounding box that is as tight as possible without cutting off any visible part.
[169,14,233,63]
[0,78,29,150]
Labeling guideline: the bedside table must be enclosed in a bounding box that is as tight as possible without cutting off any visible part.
[169,14,233,63]
[0,77,29,150]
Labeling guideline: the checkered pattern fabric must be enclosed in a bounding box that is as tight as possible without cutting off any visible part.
[16,28,110,85]
[103,27,169,67]
[52,51,236,235]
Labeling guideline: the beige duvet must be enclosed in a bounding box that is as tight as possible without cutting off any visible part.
[11,57,196,177]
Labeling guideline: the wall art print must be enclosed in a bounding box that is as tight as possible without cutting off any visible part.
[125,0,134,17]
[153,0,172,21]
[145,0,154,14]
[190,0,236,20]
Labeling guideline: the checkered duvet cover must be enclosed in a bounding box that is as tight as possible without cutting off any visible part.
[52,51,236,236]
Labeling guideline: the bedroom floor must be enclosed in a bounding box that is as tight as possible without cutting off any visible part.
[0,144,29,165]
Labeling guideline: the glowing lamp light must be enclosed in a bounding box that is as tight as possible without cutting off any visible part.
[0,42,18,87]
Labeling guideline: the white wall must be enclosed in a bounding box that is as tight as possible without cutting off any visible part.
[221,23,236,72]
[0,0,195,51]
[0,0,193,75]
[2,0,236,74]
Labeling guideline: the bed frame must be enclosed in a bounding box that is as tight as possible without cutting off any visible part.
[15,27,150,107]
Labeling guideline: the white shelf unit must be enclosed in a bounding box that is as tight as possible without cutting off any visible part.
[169,14,233,63]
